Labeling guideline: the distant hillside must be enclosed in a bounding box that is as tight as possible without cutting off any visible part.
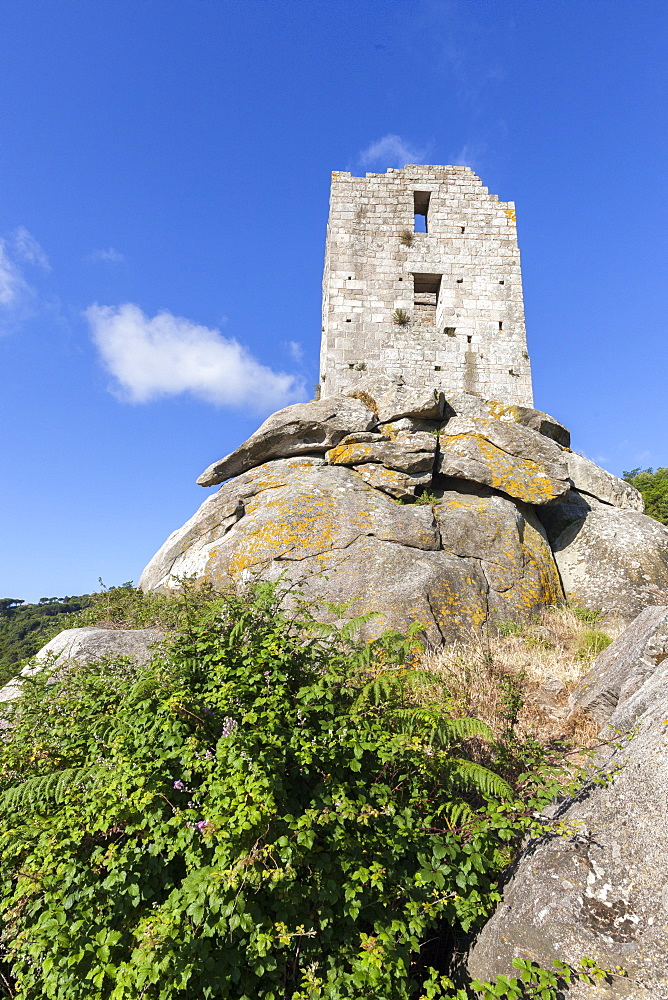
[0,595,92,683]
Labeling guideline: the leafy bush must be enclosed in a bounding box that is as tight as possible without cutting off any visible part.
[575,629,612,661]
[0,583,585,999]
[567,605,604,625]
[494,622,523,638]
[623,466,668,525]
[71,579,217,631]
[414,491,440,506]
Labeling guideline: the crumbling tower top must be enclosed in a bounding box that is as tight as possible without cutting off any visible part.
[319,164,533,406]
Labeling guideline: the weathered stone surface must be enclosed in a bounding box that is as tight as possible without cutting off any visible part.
[326,430,437,475]
[196,396,377,487]
[0,627,165,705]
[552,505,668,620]
[468,611,668,998]
[565,452,644,511]
[351,463,432,499]
[256,536,491,646]
[570,605,668,726]
[356,379,443,423]
[437,415,570,504]
[535,488,594,544]
[141,459,565,643]
[378,417,441,436]
[445,393,570,447]
[142,458,440,592]
[434,484,563,617]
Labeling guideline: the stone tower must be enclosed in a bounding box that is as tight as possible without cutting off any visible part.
[319,164,533,406]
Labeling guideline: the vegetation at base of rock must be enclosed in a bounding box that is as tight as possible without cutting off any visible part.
[70,579,219,631]
[0,583,596,999]
[0,594,92,684]
[422,605,623,747]
[623,466,668,525]
[575,629,612,660]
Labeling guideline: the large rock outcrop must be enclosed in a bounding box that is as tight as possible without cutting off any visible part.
[467,609,668,998]
[140,458,561,644]
[0,627,165,705]
[551,501,668,621]
[197,396,377,487]
[140,384,666,640]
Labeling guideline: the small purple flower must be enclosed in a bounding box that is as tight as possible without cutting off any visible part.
[221,716,238,737]
[196,819,212,833]
[173,779,185,791]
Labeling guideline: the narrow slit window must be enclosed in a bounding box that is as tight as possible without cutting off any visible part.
[467,335,472,344]
[413,191,431,233]
[498,321,503,330]
[412,273,441,327]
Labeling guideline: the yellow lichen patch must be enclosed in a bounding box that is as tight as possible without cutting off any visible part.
[487,512,563,616]
[353,465,412,493]
[227,487,345,577]
[487,400,521,424]
[326,442,375,465]
[378,422,401,440]
[440,434,563,504]
[503,207,516,224]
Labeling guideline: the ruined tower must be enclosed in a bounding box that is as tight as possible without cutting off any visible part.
[319,165,533,406]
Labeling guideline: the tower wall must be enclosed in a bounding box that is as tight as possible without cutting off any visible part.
[319,165,533,406]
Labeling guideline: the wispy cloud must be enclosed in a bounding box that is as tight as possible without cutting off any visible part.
[12,227,50,270]
[89,247,125,264]
[85,303,306,411]
[359,134,426,170]
[0,239,35,334]
[452,143,487,171]
[285,340,304,364]
[0,243,28,308]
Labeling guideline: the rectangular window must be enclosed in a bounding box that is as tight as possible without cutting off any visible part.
[413,191,431,233]
[412,272,441,326]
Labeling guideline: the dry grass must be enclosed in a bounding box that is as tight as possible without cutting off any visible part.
[420,605,625,746]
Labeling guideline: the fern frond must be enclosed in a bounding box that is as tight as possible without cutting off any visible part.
[440,799,475,830]
[0,766,105,816]
[444,759,513,801]
[354,669,442,709]
[392,708,492,744]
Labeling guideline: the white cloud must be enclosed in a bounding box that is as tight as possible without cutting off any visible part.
[0,239,35,334]
[12,227,50,270]
[286,340,304,364]
[359,134,426,169]
[452,143,486,170]
[0,242,27,307]
[85,302,306,411]
[90,247,125,264]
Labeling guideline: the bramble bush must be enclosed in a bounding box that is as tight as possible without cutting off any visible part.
[0,583,603,999]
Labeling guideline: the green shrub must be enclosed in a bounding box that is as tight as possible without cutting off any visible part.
[568,605,604,624]
[623,466,668,525]
[414,490,439,506]
[576,629,612,661]
[495,622,523,637]
[0,583,585,999]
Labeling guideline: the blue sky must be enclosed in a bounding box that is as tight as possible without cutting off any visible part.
[1,0,666,602]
